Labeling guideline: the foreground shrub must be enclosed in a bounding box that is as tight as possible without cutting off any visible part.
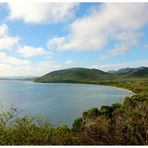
[0,79,147,145]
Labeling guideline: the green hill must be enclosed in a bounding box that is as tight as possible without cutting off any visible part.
[116,66,148,78]
[35,67,148,83]
[1,67,148,145]
[35,67,111,83]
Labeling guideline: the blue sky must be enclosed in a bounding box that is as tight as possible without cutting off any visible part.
[0,3,148,76]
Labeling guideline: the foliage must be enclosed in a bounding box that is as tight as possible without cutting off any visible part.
[35,67,148,83]
[0,78,148,145]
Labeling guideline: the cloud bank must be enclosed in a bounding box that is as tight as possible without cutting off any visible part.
[7,3,78,24]
[0,3,147,76]
[0,24,19,49]
[47,3,148,58]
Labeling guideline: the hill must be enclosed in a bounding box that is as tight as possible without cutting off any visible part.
[1,73,148,145]
[35,67,111,83]
[35,67,148,83]
[1,67,148,145]
[116,66,148,78]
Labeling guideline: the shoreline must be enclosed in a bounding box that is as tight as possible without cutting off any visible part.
[33,79,135,95]
[109,85,135,96]
[33,80,135,97]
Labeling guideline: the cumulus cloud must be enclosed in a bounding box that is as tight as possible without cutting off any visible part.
[0,59,62,77]
[47,3,148,54]
[0,24,19,49]
[7,3,78,24]
[18,46,47,57]
[0,52,31,66]
[0,3,147,77]
[47,37,65,51]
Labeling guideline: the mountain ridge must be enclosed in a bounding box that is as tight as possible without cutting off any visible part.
[35,67,111,83]
[35,66,148,83]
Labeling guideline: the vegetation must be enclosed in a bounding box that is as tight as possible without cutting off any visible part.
[0,78,147,145]
[35,67,148,83]
[35,67,111,83]
[72,79,148,145]
[0,67,148,145]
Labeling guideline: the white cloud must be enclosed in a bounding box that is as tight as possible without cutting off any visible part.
[64,60,73,65]
[47,37,65,51]
[0,37,19,49]
[0,64,35,77]
[90,60,148,71]
[0,59,62,77]
[98,31,143,60]
[98,44,130,60]
[38,60,61,68]
[0,52,31,66]
[18,46,47,57]
[0,24,19,49]
[0,24,7,37]
[7,3,78,24]
[47,3,148,53]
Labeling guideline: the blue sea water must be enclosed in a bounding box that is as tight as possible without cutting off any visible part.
[0,80,132,126]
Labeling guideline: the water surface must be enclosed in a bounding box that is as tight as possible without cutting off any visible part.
[0,80,132,126]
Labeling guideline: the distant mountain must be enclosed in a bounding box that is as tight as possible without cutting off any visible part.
[35,67,111,83]
[35,66,148,83]
[116,66,148,78]
[116,68,135,74]
[0,76,37,80]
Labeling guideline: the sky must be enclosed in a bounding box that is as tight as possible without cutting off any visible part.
[0,2,148,77]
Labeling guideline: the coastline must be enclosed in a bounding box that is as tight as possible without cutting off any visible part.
[34,80,136,96]
[109,85,135,96]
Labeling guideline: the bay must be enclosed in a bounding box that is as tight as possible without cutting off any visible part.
[0,80,132,126]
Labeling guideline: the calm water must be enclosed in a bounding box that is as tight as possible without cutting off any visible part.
[0,80,132,126]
